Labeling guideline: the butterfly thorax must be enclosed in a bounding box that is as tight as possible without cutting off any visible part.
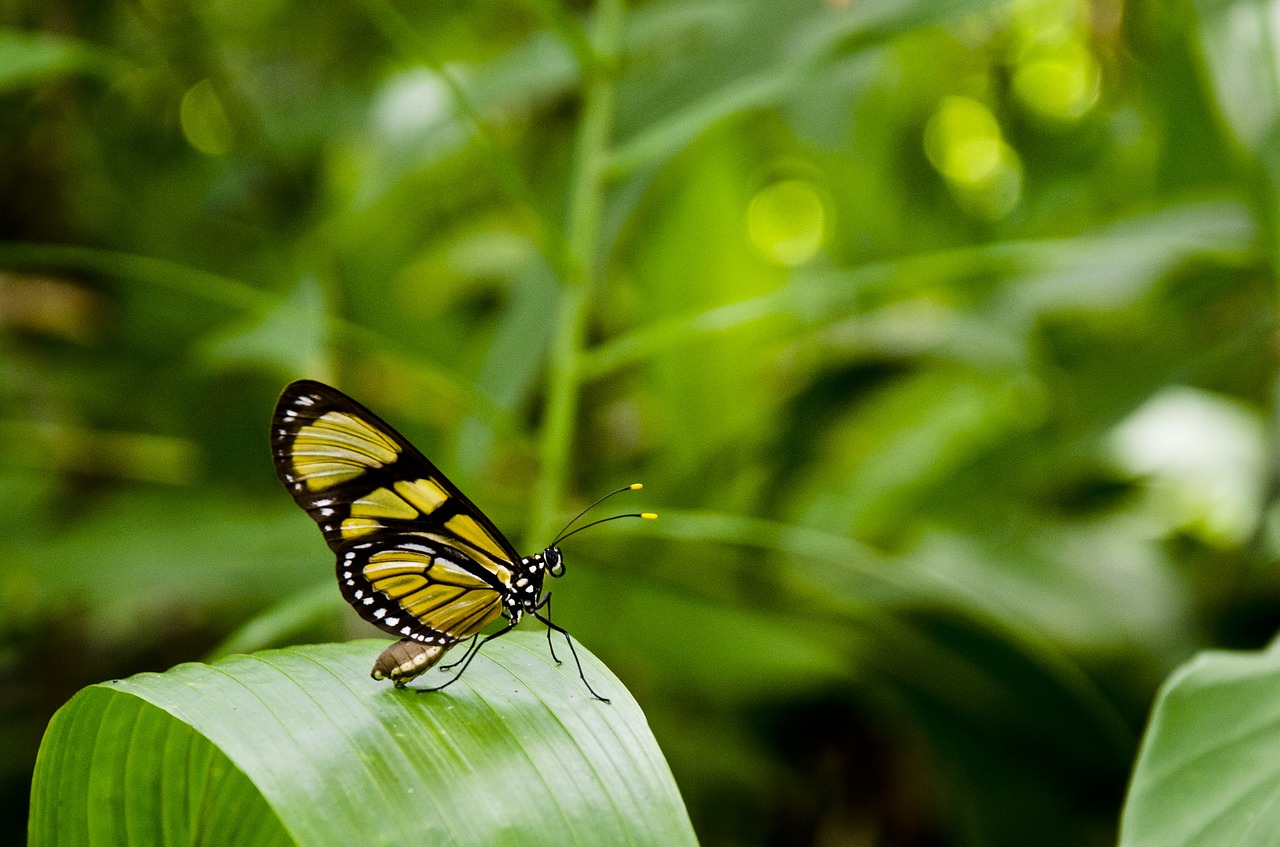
[504,546,562,621]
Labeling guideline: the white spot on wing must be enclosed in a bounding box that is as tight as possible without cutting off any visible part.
[386,617,399,627]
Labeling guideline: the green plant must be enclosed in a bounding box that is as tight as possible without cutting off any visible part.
[6,0,1280,843]
[29,637,695,846]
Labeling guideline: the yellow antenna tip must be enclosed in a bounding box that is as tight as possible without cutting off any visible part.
[641,512,658,520]
[629,483,644,490]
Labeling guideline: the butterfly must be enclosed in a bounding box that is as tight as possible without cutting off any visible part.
[270,379,654,701]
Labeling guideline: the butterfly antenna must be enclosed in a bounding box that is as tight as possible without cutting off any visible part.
[554,512,657,545]
[552,483,645,546]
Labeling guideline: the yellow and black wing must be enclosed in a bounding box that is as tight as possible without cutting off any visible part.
[271,380,520,647]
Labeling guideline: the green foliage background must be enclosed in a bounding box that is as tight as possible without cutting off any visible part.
[3,0,1279,844]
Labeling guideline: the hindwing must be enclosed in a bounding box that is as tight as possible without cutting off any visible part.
[337,537,506,644]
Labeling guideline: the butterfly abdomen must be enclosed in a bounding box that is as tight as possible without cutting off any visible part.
[371,639,448,687]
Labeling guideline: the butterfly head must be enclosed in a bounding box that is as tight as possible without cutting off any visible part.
[517,547,563,583]
[545,546,566,578]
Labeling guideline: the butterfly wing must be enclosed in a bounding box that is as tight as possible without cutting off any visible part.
[271,380,520,647]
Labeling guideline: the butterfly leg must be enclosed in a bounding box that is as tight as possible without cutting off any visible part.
[417,621,516,694]
[438,634,479,671]
[535,593,562,665]
[531,610,609,703]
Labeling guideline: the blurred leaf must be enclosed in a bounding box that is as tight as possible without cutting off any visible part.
[1112,386,1269,545]
[344,10,580,230]
[0,243,275,313]
[1119,637,1280,847]
[904,523,1194,658]
[199,275,331,380]
[451,258,558,475]
[612,511,1137,844]
[866,610,1135,847]
[0,419,200,485]
[586,199,1257,378]
[997,199,1258,322]
[565,561,856,702]
[29,637,697,846]
[627,510,1135,748]
[7,493,318,646]
[0,29,106,92]
[0,242,507,427]
[610,0,998,176]
[628,132,786,482]
[795,367,1038,539]
[206,582,343,661]
[1190,0,1280,157]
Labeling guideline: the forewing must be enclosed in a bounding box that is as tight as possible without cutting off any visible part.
[270,379,523,564]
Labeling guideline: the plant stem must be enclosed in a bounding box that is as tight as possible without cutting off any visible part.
[528,0,624,547]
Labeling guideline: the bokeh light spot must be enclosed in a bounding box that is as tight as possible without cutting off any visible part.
[924,96,1003,184]
[179,79,233,156]
[747,179,827,266]
[1014,41,1100,121]
[373,67,451,142]
[924,96,1023,220]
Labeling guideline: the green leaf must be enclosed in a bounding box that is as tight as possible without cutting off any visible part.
[1119,637,1280,846]
[30,636,698,847]
[198,274,331,380]
[609,0,997,177]
[451,258,558,476]
[583,199,1256,379]
[1190,0,1280,157]
[0,29,106,92]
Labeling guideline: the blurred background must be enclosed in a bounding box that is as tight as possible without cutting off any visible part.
[2,0,1278,843]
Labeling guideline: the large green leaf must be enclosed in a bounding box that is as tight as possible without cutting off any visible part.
[1119,637,1280,846]
[29,635,697,847]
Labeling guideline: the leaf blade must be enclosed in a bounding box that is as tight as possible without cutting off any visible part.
[30,635,696,847]
[1119,639,1280,846]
